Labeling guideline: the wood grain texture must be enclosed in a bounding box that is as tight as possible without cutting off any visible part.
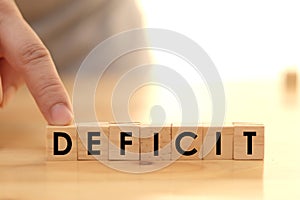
[109,124,140,160]
[171,125,203,160]
[202,126,233,160]
[233,123,264,160]
[140,125,171,161]
[46,125,77,161]
[77,122,109,160]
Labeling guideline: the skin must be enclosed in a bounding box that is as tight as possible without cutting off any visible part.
[0,0,73,125]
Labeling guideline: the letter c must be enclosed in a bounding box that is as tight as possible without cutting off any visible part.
[175,132,198,156]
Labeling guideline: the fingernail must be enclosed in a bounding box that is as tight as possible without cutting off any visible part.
[50,103,73,125]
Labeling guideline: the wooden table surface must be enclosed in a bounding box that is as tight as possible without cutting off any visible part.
[0,75,299,199]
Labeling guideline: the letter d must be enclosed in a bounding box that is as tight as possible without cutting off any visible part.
[53,132,72,155]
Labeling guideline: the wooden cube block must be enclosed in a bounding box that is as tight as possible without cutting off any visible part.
[171,125,203,160]
[140,125,171,161]
[202,126,233,160]
[77,122,109,160]
[284,69,298,92]
[233,123,264,160]
[46,125,77,161]
[109,123,140,160]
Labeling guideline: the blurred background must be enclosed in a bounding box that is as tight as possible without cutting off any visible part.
[16,0,155,123]
[16,0,146,73]
[15,0,300,80]
[14,0,300,122]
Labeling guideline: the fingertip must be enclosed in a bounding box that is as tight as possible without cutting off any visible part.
[49,103,73,125]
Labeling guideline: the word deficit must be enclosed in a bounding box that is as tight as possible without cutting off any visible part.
[46,122,264,161]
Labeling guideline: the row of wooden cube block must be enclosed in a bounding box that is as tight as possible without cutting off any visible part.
[46,122,264,161]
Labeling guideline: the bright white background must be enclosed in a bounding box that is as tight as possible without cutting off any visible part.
[139,0,300,81]
[132,0,300,124]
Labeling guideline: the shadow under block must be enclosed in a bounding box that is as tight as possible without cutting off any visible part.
[46,125,77,161]
[234,124,264,160]
[109,124,140,160]
[140,125,171,161]
[171,126,203,160]
[202,126,233,160]
[77,123,109,160]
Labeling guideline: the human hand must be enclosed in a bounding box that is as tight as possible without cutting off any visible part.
[0,1,73,125]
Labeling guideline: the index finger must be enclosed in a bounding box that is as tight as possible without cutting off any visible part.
[0,1,73,125]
